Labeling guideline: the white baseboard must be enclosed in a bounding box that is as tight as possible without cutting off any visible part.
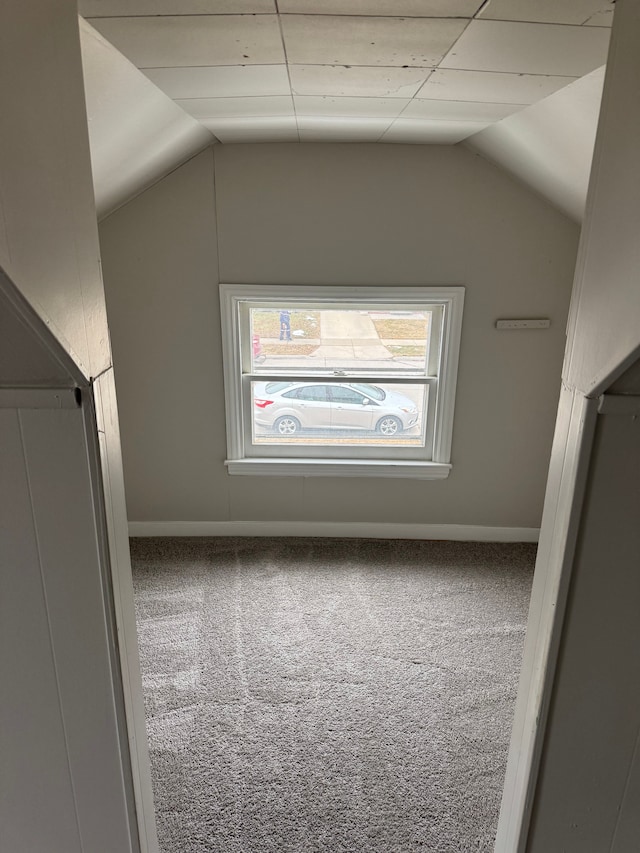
[128,521,539,543]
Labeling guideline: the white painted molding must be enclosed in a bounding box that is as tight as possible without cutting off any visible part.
[494,388,598,852]
[219,283,464,469]
[128,521,539,542]
[225,459,452,479]
[93,373,160,853]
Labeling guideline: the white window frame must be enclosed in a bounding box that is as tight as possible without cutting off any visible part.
[220,284,464,479]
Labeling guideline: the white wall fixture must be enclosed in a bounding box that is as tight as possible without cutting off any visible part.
[496,319,551,329]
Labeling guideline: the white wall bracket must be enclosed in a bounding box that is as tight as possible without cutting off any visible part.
[496,319,551,329]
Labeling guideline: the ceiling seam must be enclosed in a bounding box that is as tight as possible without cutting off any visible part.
[275,0,299,141]
[138,63,580,79]
[85,11,613,27]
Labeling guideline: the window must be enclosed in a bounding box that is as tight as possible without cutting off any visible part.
[220,285,464,478]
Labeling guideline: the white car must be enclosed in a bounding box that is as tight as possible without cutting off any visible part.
[253,381,418,437]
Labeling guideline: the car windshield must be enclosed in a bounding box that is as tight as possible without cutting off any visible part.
[265,382,294,393]
[350,383,386,401]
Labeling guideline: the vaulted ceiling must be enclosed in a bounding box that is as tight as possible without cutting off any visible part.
[79,0,613,220]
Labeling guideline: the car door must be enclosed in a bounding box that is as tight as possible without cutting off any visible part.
[329,385,375,431]
[281,384,332,429]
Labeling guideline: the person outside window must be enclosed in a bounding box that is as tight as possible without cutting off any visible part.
[279,308,291,342]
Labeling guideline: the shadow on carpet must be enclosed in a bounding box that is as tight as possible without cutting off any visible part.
[130,537,534,853]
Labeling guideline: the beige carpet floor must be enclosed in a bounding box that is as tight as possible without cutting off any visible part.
[131,537,534,853]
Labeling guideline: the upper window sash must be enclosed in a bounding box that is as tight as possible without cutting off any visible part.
[240,299,443,379]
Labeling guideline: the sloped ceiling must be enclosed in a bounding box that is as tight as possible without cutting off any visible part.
[465,66,606,222]
[80,18,213,219]
[79,0,613,220]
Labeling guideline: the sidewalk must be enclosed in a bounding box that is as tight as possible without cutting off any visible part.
[258,309,426,369]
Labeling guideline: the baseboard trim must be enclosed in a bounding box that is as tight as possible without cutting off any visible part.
[128,521,539,543]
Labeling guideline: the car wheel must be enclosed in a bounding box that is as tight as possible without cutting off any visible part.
[275,416,301,436]
[376,415,402,437]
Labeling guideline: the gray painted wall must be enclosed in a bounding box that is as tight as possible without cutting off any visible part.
[0,1,110,380]
[99,142,579,530]
[0,3,155,850]
[0,270,82,387]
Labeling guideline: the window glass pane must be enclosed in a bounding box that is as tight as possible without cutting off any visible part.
[284,385,329,402]
[350,382,385,401]
[265,381,293,393]
[251,381,427,447]
[250,307,431,375]
[328,386,367,404]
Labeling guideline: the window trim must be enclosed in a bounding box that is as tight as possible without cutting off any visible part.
[220,284,464,479]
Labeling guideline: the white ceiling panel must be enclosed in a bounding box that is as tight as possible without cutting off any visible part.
[289,64,430,98]
[584,8,615,26]
[402,98,523,122]
[177,96,294,119]
[87,15,284,68]
[381,117,489,143]
[298,116,394,141]
[417,68,577,104]
[79,0,608,153]
[203,116,299,142]
[279,1,483,16]
[144,65,291,98]
[477,0,614,26]
[281,15,467,67]
[294,96,408,117]
[80,1,276,15]
[441,19,610,76]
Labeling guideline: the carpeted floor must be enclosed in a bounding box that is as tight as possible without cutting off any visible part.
[130,537,534,853]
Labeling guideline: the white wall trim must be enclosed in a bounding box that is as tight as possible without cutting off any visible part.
[225,459,452,479]
[128,521,539,542]
[219,283,464,469]
[494,388,599,852]
[93,374,160,853]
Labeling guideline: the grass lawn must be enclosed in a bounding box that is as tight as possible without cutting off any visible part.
[262,344,318,356]
[373,319,428,340]
[388,345,427,357]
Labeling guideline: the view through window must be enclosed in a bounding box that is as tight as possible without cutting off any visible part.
[249,307,432,448]
[220,285,464,477]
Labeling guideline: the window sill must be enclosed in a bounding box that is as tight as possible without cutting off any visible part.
[225,459,452,479]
